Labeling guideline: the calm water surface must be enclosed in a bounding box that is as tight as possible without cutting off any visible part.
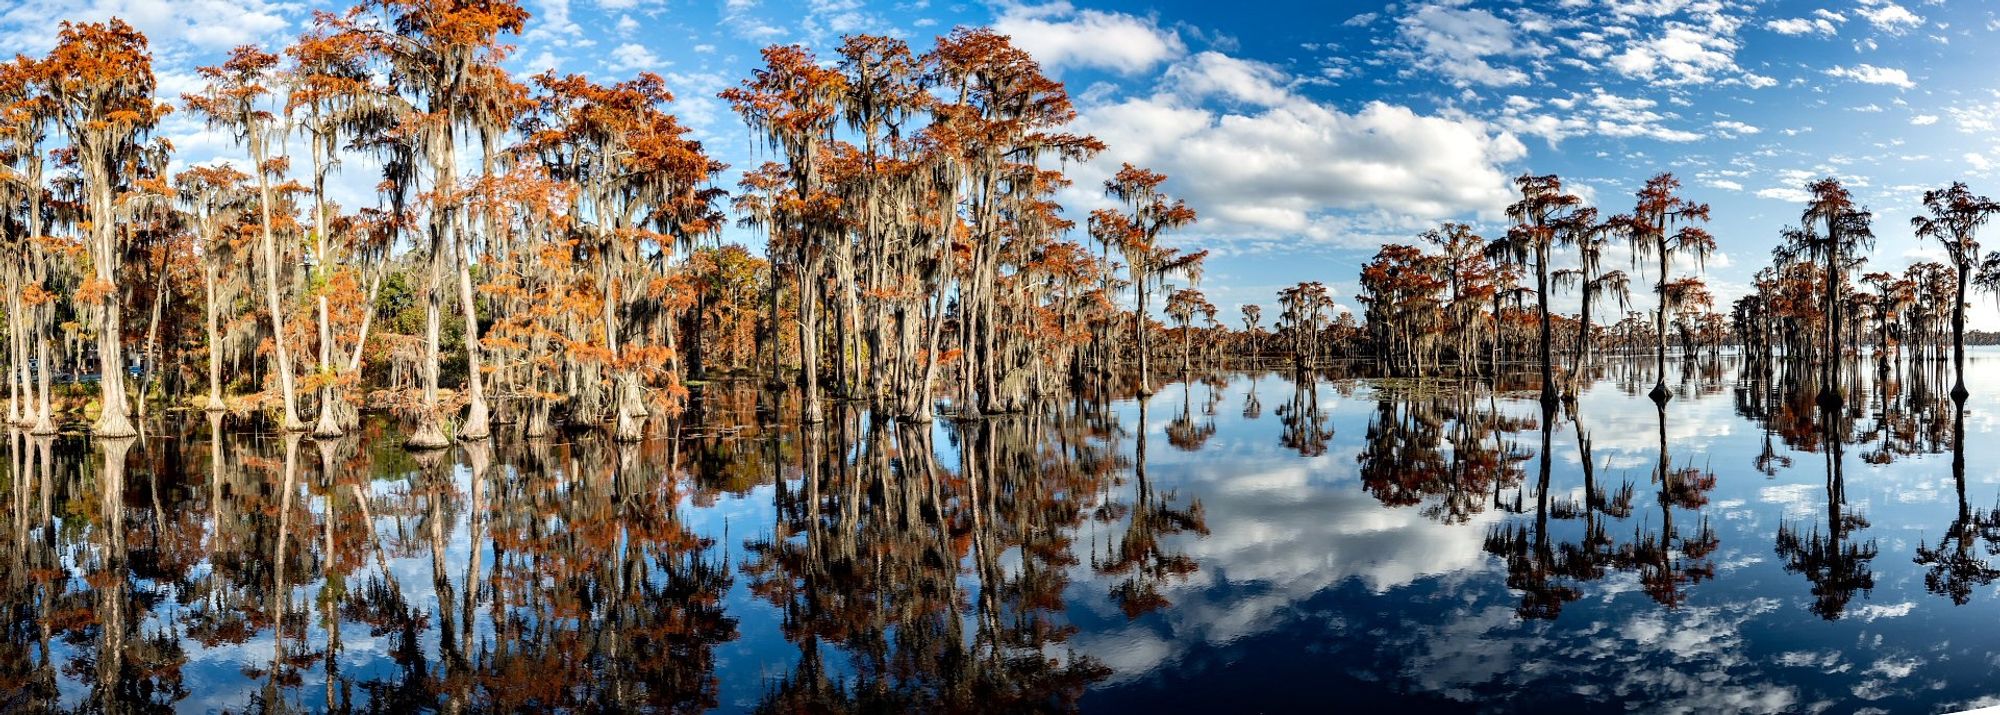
[11,352,2000,712]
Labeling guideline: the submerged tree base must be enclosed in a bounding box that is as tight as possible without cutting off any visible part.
[94,411,138,439]
[405,416,450,449]
[460,400,491,441]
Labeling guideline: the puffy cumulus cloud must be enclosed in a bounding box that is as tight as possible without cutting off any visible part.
[1764,15,1839,36]
[1825,64,1915,89]
[1712,120,1760,137]
[801,0,889,40]
[0,0,294,55]
[1494,89,1705,145]
[720,0,784,41]
[524,0,584,42]
[992,1,1185,76]
[1608,16,1746,86]
[606,42,664,73]
[1945,93,2000,133]
[1586,89,1701,141]
[1911,114,1939,126]
[1606,0,1693,19]
[1072,58,1527,247]
[1855,0,1922,34]
[1382,1,1771,92]
[659,70,731,130]
[1756,186,1814,203]
[1395,2,1537,87]
[1161,52,1291,107]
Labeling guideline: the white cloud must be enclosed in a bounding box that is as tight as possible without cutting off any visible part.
[1074,57,1528,246]
[1947,95,2000,133]
[1587,89,1703,141]
[606,42,664,73]
[1824,64,1914,89]
[1757,186,1813,203]
[1396,3,1534,87]
[1911,114,1939,126]
[661,70,730,130]
[1162,52,1291,107]
[1856,0,1923,34]
[1608,0,1693,19]
[1497,88,1718,144]
[1764,16,1839,36]
[802,0,884,38]
[520,50,563,74]
[526,0,583,41]
[1851,602,1916,622]
[0,0,294,53]
[1608,18,1747,86]
[993,1,1185,75]
[1713,120,1761,137]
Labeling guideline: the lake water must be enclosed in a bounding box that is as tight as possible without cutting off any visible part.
[9,353,2000,712]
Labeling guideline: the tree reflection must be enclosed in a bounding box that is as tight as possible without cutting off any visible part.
[1477,393,1721,618]
[1166,381,1217,452]
[1483,403,1582,619]
[1098,395,1208,619]
[1360,389,1529,524]
[1242,374,1263,420]
[0,432,57,710]
[4,410,747,712]
[1859,364,1952,465]
[0,433,196,713]
[469,437,737,711]
[1276,373,1332,456]
[747,403,1120,711]
[1623,400,1719,609]
[1774,405,1878,620]
[1558,408,1635,579]
[1913,395,2000,605]
[1484,404,1636,620]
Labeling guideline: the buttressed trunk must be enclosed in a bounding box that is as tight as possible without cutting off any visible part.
[90,170,135,438]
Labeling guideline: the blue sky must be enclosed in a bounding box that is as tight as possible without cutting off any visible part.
[6,0,1999,325]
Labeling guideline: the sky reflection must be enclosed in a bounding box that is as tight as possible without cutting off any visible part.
[12,353,2000,712]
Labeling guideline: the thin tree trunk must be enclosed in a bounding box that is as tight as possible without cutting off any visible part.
[1536,244,1555,405]
[254,131,305,432]
[407,207,450,449]
[136,262,169,420]
[1651,246,1668,401]
[1953,265,1969,398]
[454,216,490,440]
[204,264,225,412]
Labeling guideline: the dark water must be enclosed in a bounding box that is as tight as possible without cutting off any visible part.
[9,352,2000,713]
